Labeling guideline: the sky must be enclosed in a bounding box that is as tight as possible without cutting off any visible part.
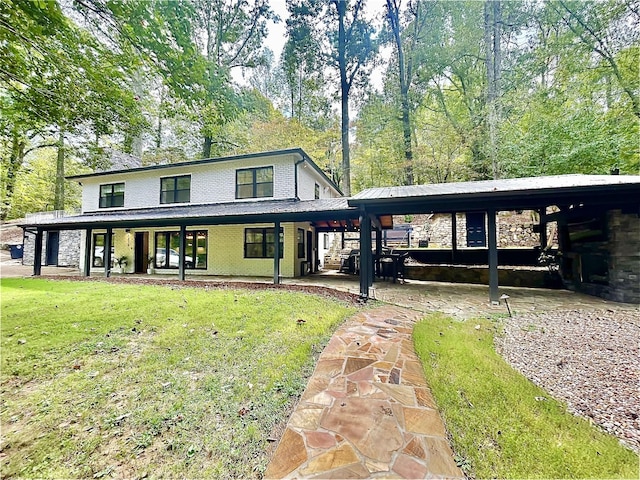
[252,0,390,91]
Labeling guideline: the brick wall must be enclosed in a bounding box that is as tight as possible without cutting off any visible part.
[79,153,339,213]
[81,156,297,212]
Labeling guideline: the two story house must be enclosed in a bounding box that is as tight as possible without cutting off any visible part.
[23,148,381,281]
[21,148,639,304]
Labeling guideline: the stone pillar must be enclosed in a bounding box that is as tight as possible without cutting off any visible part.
[606,210,640,303]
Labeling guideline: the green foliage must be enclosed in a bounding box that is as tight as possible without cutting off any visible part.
[413,314,638,478]
[2,0,638,213]
[354,0,639,183]
[9,148,88,218]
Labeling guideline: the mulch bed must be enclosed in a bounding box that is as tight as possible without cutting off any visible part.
[38,275,363,304]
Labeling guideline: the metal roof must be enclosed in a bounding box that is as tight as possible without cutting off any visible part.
[21,198,359,230]
[349,174,640,213]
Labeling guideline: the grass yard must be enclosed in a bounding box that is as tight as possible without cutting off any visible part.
[0,278,356,478]
[413,313,639,479]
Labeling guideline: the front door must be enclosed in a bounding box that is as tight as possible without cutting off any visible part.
[46,231,59,265]
[466,212,486,247]
[134,232,149,273]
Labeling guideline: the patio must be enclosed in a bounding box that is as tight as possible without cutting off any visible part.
[3,250,635,319]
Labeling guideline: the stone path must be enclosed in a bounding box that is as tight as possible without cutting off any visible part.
[264,306,463,479]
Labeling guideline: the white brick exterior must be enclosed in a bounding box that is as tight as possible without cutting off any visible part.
[297,164,341,200]
[80,152,339,213]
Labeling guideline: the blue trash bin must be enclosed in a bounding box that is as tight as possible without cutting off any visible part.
[9,244,23,259]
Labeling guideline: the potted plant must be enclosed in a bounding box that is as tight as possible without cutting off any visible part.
[147,254,155,274]
[115,255,128,274]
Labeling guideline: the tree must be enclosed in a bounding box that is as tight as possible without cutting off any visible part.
[384,0,435,185]
[1,0,145,215]
[552,0,640,118]
[483,0,501,179]
[191,0,275,158]
[498,0,639,176]
[280,1,333,130]
[329,0,377,196]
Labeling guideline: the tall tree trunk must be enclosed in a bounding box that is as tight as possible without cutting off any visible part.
[297,64,303,121]
[484,0,501,179]
[156,86,165,149]
[387,0,414,186]
[202,136,213,159]
[54,128,65,211]
[337,0,351,196]
[2,128,27,219]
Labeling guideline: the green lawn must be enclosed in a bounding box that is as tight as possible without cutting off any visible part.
[413,313,639,479]
[0,278,356,478]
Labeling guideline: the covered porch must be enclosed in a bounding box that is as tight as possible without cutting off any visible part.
[349,175,640,304]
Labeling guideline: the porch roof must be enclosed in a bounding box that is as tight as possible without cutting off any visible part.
[349,174,640,213]
[21,198,362,230]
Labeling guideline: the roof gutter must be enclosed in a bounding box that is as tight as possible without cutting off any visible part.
[294,157,305,200]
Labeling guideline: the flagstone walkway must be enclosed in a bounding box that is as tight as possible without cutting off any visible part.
[264,306,464,479]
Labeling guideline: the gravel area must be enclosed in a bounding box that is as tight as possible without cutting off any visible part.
[497,308,640,453]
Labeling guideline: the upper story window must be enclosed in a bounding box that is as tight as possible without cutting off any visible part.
[99,183,124,208]
[314,183,320,199]
[161,175,190,204]
[236,166,273,199]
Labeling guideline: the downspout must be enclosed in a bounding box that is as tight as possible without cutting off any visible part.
[294,157,306,200]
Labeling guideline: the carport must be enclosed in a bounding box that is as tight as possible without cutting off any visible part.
[349,175,640,303]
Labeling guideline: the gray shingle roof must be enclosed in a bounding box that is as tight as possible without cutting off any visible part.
[21,198,356,229]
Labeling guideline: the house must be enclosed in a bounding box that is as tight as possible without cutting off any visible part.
[20,149,640,304]
[22,148,392,281]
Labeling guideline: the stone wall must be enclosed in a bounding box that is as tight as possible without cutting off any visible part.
[405,265,547,288]
[568,209,640,304]
[397,211,557,249]
[23,230,81,267]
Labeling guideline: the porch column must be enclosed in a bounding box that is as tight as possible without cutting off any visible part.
[359,212,372,298]
[104,227,113,278]
[33,228,43,276]
[487,209,499,303]
[273,221,281,284]
[178,225,186,281]
[451,213,458,262]
[375,227,382,278]
[539,208,548,249]
[83,228,92,276]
